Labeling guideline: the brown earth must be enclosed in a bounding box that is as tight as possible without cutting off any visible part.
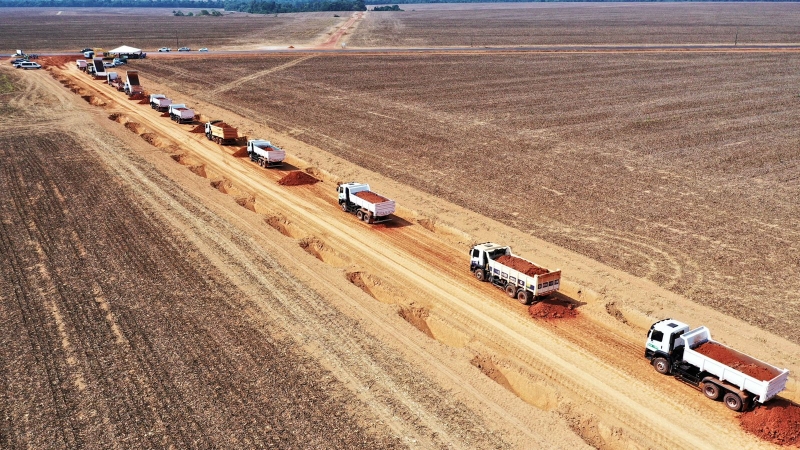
[278,170,320,186]
[529,299,578,320]
[132,50,800,345]
[189,123,205,133]
[354,190,389,203]
[496,255,549,276]
[694,342,777,382]
[740,399,800,447]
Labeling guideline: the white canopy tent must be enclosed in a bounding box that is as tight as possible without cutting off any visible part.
[109,45,142,54]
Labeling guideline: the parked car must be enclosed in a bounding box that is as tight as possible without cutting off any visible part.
[199,47,209,52]
[112,58,127,66]
[17,62,42,70]
[158,47,171,52]
[11,58,27,66]
[80,47,92,53]
[178,47,191,52]
[103,61,115,68]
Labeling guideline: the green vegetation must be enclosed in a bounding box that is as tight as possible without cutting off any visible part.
[223,0,365,13]
[372,4,401,10]
[0,74,16,95]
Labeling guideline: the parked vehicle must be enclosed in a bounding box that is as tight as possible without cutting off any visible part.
[92,58,106,77]
[337,182,396,224]
[205,120,239,145]
[103,61,115,68]
[149,94,172,111]
[107,72,125,91]
[645,319,790,411]
[83,50,94,58]
[199,47,209,52]
[178,47,191,52]
[168,104,195,123]
[247,139,285,168]
[80,47,92,53]
[158,47,171,52]
[76,59,88,71]
[470,242,561,304]
[17,62,42,70]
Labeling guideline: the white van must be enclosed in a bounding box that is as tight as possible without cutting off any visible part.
[17,62,42,70]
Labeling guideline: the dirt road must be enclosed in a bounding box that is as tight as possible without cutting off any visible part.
[36,59,799,449]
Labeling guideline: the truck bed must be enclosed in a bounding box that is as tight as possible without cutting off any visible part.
[680,327,789,403]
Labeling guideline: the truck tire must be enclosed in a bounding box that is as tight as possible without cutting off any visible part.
[362,212,371,223]
[505,284,517,298]
[517,290,532,305]
[341,202,348,212]
[652,357,671,375]
[474,269,486,282]
[724,392,743,411]
[702,382,721,400]
[356,210,364,221]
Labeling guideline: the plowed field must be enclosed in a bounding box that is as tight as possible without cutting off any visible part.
[133,50,800,345]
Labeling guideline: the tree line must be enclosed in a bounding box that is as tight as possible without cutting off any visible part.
[222,0,365,13]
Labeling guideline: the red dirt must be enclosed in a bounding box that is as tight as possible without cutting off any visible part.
[160,112,170,117]
[278,171,320,186]
[495,255,549,276]
[354,191,389,203]
[740,399,800,447]
[129,93,145,100]
[528,299,578,320]
[233,146,248,157]
[189,124,205,133]
[137,98,149,104]
[694,342,777,381]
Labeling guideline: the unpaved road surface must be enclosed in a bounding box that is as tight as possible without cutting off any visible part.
[10,57,793,449]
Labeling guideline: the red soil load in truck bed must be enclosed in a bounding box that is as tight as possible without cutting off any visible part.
[740,399,800,446]
[694,342,777,381]
[354,191,389,203]
[495,255,549,276]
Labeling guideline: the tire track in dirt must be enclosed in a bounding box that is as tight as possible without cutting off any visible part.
[209,55,317,96]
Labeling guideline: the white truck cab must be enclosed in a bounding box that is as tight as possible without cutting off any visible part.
[645,319,690,355]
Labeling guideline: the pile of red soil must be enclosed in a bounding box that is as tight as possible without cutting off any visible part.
[278,171,320,186]
[129,93,145,100]
[694,342,777,381]
[740,399,800,446]
[160,112,170,117]
[529,299,578,320]
[189,124,205,133]
[354,191,389,203]
[496,255,549,276]
[232,147,248,157]
[137,98,149,105]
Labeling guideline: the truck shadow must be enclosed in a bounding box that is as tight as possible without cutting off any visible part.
[374,215,414,229]
[545,291,587,309]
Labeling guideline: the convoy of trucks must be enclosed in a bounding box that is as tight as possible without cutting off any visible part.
[470,243,562,304]
[205,120,239,145]
[67,52,791,418]
[337,182,396,224]
[168,104,195,123]
[645,319,789,411]
[247,139,285,167]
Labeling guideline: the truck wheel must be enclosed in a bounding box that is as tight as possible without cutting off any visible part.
[517,290,532,305]
[505,284,517,298]
[341,202,348,212]
[723,392,743,411]
[356,210,364,221]
[474,269,486,282]
[652,357,671,375]
[362,212,371,223]
[702,382,721,400]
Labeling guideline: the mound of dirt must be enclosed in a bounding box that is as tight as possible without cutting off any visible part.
[278,171,320,186]
[495,255,549,276]
[233,147,248,157]
[529,299,578,320]
[694,342,777,381]
[740,399,800,446]
[354,191,389,203]
[138,98,149,105]
[160,112,170,117]
[189,124,205,133]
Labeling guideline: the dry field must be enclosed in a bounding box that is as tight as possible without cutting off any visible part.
[133,50,800,344]
[0,8,340,52]
[351,3,800,47]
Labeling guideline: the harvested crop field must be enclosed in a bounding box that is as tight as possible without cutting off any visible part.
[0,8,339,52]
[134,50,800,344]
[351,3,800,47]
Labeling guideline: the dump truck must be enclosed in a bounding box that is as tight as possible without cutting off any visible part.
[106,72,124,91]
[645,319,790,411]
[205,120,239,145]
[337,182,396,224]
[247,139,285,168]
[168,104,195,123]
[149,94,171,111]
[92,58,106,78]
[76,59,87,71]
[123,70,144,96]
[470,242,562,304]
